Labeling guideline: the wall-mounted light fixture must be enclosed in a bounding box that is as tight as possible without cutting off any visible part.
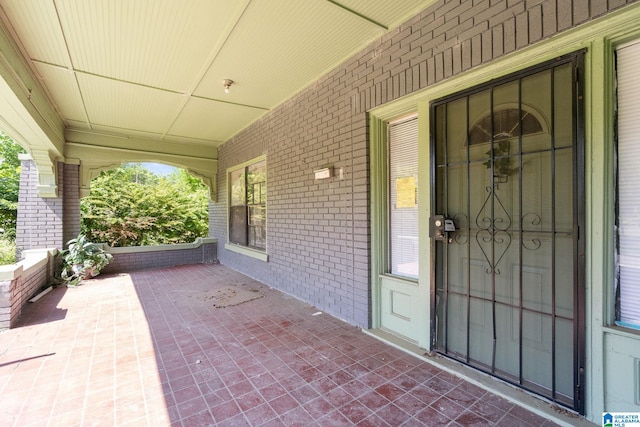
[223,79,234,94]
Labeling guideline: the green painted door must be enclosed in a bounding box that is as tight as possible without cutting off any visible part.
[430,53,585,413]
[379,116,425,344]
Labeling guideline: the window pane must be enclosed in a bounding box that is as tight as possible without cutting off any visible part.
[249,206,266,226]
[249,206,266,249]
[248,160,266,204]
[617,40,640,328]
[229,159,267,251]
[230,169,245,206]
[229,205,247,245]
[389,118,419,279]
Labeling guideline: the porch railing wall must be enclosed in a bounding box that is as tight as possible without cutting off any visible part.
[0,249,57,330]
[100,237,218,275]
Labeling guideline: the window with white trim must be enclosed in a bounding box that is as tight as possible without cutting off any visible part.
[229,158,266,250]
[388,117,419,279]
[615,39,640,329]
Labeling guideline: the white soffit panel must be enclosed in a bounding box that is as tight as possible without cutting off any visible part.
[0,0,71,67]
[55,0,249,92]
[193,0,385,108]
[169,97,266,143]
[335,0,434,29]
[0,0,438,146]
[76,73,185,134]
[32,62,86,126]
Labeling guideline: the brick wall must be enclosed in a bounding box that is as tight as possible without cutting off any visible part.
[8,264,46,327]
[63,163,81,246]
[0,249,56,330]
[211,0,636,328]
[16,159,64,259]
[101,239,218,275]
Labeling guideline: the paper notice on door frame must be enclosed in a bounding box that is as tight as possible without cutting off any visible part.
[396,176,416,208]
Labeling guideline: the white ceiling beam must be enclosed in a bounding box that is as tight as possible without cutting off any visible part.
[0,15,65,197]
[65,128,219,159]
[324,1,388,30]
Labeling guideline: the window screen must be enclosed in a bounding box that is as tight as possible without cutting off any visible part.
[247,160,266,249]
[229,159,266,250]
[616,40,640,329]
[229,168,247,245]
[389,117,419,279]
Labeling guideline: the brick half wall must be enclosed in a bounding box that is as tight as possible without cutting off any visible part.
[0,249,57,330]
[101,238,218,275]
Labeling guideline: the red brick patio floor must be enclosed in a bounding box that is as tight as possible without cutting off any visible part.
[0,264,577,426]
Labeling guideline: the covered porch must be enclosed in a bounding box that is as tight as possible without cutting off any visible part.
[0,263,581,426]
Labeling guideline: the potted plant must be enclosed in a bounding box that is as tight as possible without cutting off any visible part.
[57,233,113,286]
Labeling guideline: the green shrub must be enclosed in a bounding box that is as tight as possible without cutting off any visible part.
[81,165,209,247]
[0,238,16,265]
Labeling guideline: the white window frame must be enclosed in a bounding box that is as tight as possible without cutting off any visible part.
[615,39,640,330]
[388,115,419,280]
[225,156,268,262]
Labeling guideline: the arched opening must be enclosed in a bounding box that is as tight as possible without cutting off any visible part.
[80,163,209,247]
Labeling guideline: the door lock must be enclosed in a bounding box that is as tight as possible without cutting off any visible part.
[430,215,455,241]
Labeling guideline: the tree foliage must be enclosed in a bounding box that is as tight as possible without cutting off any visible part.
[81,164,209,247]
[0,131,26,239]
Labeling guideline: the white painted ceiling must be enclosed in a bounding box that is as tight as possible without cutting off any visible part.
[0,0,433,148]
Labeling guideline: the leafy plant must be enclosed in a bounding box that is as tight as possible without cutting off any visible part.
[80,164,208,247]
[0,132,26,239]
[0,237,16,265]
[57,234,113,286]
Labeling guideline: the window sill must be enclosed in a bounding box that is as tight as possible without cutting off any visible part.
[604,324,640,340]
[225,243,269,262]
[379,273,419,285]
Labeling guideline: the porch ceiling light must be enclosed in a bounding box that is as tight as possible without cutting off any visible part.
[223,79,234,94]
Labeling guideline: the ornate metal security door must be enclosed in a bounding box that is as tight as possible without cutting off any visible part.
[430,53,585,413]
